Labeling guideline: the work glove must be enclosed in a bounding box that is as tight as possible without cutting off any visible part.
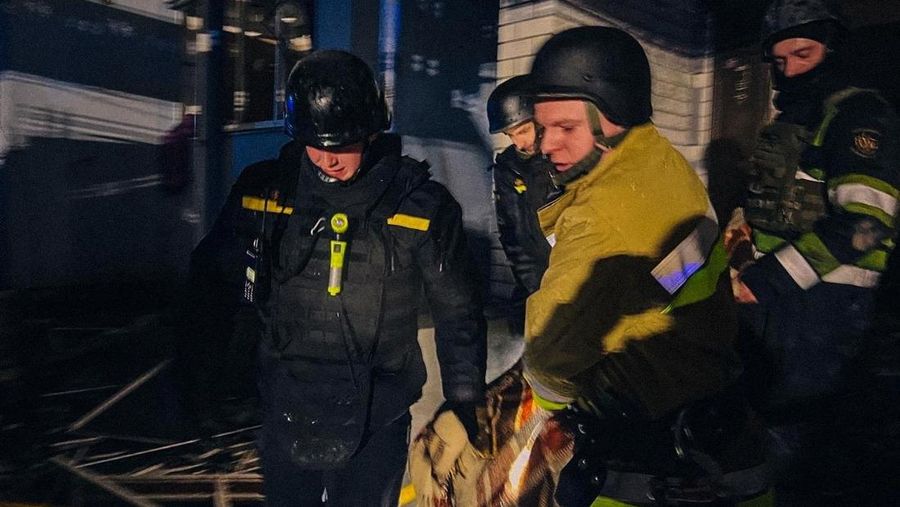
[746,122,810,232]
[440,401,478,441]
[408,402,489,506]
[750,122,808,186]
[409,409,467,505]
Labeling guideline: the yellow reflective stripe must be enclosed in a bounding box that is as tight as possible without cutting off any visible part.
[386,213,430,231]
[775,244,821,289]
[241,196,294,214]
[590,487,774,507]
[522,366,573,409]
[591,497,634,507]
[822,265,881,288]
[589,485,774,507]
[752,229,788,254]
[663,240,728,313]
[532,391,569,411]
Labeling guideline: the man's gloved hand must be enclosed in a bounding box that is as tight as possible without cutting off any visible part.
[439,400,490,454]
[751,122,809,185]
[408,407,469,503]
[746,122,810,231]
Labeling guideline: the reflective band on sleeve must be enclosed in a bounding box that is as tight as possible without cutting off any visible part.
[663,240,728,313]
[821,265,881,288]
[829,184,898,220]
[522,366,573,408]
[652,214,719,295]
[241,196,294,214]
[546,233,557,247]
[386,213,430,231]
[774,244,820,289]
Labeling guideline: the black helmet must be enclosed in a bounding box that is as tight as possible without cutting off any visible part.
[528,26,652,127]
[487,75,534,134]
[284,50,390,147]
[761,0,842,49]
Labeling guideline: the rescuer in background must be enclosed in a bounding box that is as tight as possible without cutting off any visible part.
[731,0,900,503]
[487,75,558,304]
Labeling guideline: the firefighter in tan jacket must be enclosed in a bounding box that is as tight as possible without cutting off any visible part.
[522,27,771,506]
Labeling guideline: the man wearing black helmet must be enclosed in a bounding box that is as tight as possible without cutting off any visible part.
[195,50,486,506]
[521,26,770,506]
[731,0,900,503]
[487,75,558,307]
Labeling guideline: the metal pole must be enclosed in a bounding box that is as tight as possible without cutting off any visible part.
[196,0,227,234]
[69,360,172,432]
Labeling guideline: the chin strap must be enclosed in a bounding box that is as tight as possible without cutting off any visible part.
[551,145,603,187]
[550,103,629,187]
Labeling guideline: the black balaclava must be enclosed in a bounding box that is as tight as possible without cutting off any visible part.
[769,20,848,126]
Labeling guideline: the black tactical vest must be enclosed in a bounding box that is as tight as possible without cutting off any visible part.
[259,156,426,468]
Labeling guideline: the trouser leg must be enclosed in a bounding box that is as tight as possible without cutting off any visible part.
[328,412,411,507]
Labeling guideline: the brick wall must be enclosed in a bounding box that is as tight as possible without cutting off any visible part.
[495,0,714,181]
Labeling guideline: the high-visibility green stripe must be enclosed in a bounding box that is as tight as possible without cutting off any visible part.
[663,240,728,314]
[752,229,788,254]
[855,248,889,272]
[793,233,842,276]
[813,88,867,147]
[828,173,900,198]
[532,391,568,411]
[841,202,896,229]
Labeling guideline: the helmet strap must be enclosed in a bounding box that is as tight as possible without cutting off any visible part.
[586,102,628,150]
[550,103,628,187]
[551,145,601,187]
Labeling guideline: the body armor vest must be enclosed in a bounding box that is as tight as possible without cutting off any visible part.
[746,89,872,249]
[745,124,828,240]
[259,157,426,469]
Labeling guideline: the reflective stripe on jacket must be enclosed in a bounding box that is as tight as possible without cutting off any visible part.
[750,88,900,291]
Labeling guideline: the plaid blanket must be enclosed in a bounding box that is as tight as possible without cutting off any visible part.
[409,362,573,506]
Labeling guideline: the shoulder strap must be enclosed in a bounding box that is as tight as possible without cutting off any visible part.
[369,156,432,222]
